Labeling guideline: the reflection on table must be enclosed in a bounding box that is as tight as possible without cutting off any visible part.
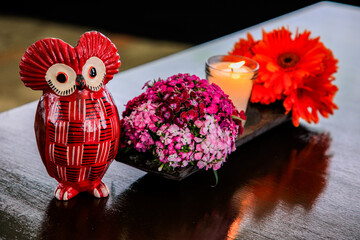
[39,123,331,239]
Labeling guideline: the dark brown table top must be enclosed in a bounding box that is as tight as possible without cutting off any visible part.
[1,2,360,239]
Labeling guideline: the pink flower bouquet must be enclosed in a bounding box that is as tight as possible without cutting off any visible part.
[119,73,245,173]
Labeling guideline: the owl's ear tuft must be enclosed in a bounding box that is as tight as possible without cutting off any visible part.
[19,38,77,91]
[77,31,121,85]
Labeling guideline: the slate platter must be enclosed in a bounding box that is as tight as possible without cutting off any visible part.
[115,102,291,180]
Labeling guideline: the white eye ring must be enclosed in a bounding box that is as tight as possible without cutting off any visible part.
[45,63,76,96]
[82,57,106,91]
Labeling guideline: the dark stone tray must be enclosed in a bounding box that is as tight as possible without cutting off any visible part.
[115,102,290,180]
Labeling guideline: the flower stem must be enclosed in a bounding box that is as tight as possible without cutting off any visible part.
[158,163,164,172]
[211,170,219,187]
[232,115,242,121]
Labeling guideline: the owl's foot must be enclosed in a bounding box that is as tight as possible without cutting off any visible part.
[88,182,109,198]
[54,183,79,201]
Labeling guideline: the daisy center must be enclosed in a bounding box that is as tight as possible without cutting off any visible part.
[278,52,300,68]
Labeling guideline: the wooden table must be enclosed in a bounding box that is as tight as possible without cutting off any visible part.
[1,2,359,239]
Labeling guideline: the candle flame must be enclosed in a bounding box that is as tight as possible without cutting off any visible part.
[229,61,246,70]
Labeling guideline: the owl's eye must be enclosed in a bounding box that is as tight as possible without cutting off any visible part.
[56,72,68,83]
[82,57,106,91]
[46,64,76,96]
[89,67,97,78]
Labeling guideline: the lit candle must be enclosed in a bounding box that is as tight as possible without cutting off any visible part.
[205,55,259,113]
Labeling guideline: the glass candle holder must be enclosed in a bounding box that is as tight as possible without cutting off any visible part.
[205,55,259,113]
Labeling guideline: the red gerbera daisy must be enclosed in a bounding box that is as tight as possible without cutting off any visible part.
[253,27,326,96]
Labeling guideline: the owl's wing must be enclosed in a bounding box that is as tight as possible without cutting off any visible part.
[34,97,48,168]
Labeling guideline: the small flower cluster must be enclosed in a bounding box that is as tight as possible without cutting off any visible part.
[120,73,245,171]
[229,27,338,126]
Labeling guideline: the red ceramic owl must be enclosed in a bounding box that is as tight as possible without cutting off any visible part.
[19,31,121,201]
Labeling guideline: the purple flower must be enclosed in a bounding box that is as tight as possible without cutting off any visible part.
[120,73,245,171]
[206,103,218,114]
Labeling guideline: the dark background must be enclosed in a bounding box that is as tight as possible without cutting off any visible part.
[1,0,359,44]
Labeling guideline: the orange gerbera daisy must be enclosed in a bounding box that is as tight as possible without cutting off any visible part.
[253,27,327,96]
[250,82,282,105]
[228,32,258,58]
[229,27,338,127]
[283,44,338,126]
[283,74,338,127]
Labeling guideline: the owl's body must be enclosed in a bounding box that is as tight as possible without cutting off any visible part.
[20,32,121,200]
[35,87,119,199]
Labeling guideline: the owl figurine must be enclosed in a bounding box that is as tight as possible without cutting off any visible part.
[19,31,121,201]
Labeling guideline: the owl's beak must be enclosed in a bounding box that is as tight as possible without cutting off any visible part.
[76,75,85,90]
